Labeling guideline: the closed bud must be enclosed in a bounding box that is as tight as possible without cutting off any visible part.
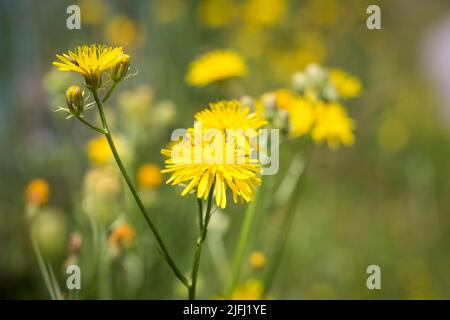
[111,55,130,82]
[65,85,84,115]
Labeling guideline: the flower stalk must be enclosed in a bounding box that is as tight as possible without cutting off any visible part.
[262,142,314,297]
[189,187,214,300]
[85,87,190,289]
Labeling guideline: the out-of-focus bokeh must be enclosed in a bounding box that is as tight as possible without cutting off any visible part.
[1,0,450,299]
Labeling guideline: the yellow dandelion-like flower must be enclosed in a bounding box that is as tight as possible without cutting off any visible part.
[242,0,287,28]
[87,136,113,165]
[197,0,237,28]
[186,50,247,87]
[108,223,135,248]
[329,69,362,99]
[161,101,264,209]
[249,251,266,270]
[195,100,267,131]
[53,44,129,88]
[25,179,50,206]
[311,102,355,149]
[104,15,138,48]
[288,98,315,138]
[274,89,297,111]
[231,278,263,300]
[137,163,163,189]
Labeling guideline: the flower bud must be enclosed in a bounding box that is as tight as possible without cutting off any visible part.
[65,85,84,115]
[110,55,130,82]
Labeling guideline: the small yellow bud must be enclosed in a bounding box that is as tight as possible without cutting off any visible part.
[249,251,266,270]
[110,55,130,82]
[65,85,84,115]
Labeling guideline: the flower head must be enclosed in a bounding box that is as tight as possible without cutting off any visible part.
[186,50,247,87]
[329,69,361,99]
[53,44,129,88]
[25,179,50,206]
[230,278,263,300]
[161,101,265,209]
[108,223,135,248]
[137,163,163,189]
[311,103,355,149]
[195,100,267,131]
[249,251,266,270]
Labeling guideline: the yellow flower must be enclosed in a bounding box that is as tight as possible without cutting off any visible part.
[53,44,129,88]
[161,101,265,209]
[79,0,106,26]
[87,136,113,165]
[137,163,163,189]
[186,50,247,87]
[108,223,135,248]
[195,100,267,131]
[231,278,263,300]
[105,16,138,48]
[25,179,50,206]
[311,103,355,149]
[329,69,362,99]
[274,89,297,111]
[242,0,287,28]
[288,98,315,138]
[198,0,237,28]
[249,251,266,270]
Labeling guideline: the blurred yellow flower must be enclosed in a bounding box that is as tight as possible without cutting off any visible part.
[288,98,315,138]
[329,69,362,99]
[87,136,112,165]
[249,251,266,270]
[242,0,287,28]
[274,89,297,111]
[137,163,162,189]
[311,103,355,149]
[162,101,264,209]
[53,44,129,88]
[105,15,138,48]
[231,278,263,299]
[78,0,106,26]
[108,223,135,248]
[25,179,50,206]
[378,118,409,152]
[198,0,237,28]
[195,100,267,131]
[186,50,247,87]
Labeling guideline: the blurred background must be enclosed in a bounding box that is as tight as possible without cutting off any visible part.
[1,0,450,299]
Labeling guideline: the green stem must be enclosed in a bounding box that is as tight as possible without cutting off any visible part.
[189,191,214,300]
[102,81,117,103]
[226,187,261,298]
[262,142,314,297]
[32,237,57,300]
[75,115,106,134]
[91,89,190,288]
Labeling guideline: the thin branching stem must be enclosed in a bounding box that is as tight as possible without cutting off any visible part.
[91,88,190,288]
